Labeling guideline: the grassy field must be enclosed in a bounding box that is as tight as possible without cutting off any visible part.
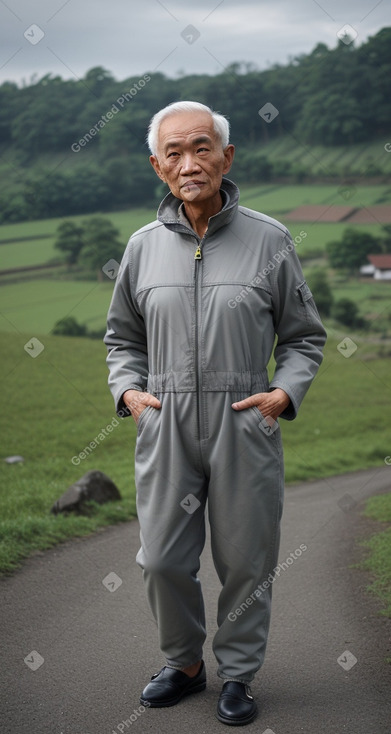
[359,493,391,619]
[239,182,391,213]
[0,330,390,573]
[253,139,391,177]
[329,279,391,332]
[0,279,113,334]
[0,332,135,573]
[0,238,58,270]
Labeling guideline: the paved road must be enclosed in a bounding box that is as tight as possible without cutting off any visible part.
[2,467,391,734]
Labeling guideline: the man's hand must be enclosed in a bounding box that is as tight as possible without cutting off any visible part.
[123,389,161,424]
[231,388,290,421]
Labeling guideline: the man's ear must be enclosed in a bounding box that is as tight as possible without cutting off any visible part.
[222,144,235,175]
[149,155,166,183]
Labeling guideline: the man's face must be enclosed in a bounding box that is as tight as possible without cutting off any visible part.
[149,111,235,204]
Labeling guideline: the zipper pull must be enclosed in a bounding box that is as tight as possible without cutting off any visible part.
[194,245,202,260]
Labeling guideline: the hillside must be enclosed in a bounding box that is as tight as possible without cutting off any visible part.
[0,27,390,223]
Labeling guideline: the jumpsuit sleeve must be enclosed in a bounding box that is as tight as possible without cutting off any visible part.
[268,233,327,421]
[103,242,148,417]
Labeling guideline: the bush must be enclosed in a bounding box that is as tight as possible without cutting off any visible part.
[88,327,106,340]
[52,316,87,337]
[307,269,333,316]
[326,228,382,271]
[52,317,106,339]
[272,159,292,178]
[331,298,366,328]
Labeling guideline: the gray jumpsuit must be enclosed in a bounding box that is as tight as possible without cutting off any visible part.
[104,178,327,683]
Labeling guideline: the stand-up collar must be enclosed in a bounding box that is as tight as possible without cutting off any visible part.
[157,177,240,239]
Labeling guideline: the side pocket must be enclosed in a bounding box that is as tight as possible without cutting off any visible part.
[297,280,313,303]
[250,406,280,439]
[136,405,153,436]
[297,280,319,324]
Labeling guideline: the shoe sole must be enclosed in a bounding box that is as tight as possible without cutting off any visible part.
[216,706,257,726]
[140,680,206,708]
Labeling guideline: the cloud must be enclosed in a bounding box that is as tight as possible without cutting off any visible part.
[0,0,388,84]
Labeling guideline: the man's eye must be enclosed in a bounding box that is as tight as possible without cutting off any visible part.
[167,151,179,158]
[197,147,208,153]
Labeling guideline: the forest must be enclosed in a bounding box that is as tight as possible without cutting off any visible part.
[0,26,390,222]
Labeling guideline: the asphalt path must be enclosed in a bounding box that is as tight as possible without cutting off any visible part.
[1,467,391,734]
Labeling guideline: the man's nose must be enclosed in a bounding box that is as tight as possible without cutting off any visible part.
[180,153,201,174]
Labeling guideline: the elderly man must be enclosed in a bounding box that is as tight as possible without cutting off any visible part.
[104,101,326,726]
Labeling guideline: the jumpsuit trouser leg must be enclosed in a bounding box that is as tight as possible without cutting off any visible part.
[135,390,284,683]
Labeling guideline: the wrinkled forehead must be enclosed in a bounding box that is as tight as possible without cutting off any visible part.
[157,111,218,151]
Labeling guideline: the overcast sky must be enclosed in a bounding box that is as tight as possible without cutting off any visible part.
[0,0,389,85]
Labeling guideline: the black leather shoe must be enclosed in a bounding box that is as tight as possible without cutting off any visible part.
[217,681,257,726]
[140,661,206,707]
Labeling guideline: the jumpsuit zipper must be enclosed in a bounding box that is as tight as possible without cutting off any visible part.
[194,238,205,441]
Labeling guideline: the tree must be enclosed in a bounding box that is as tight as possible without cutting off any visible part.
[83,66,115,96]
[380,225,391,253]
[326,228,382,272]
[54,221,85,264]
[52,316,87,336]
[331,298,365,328]
[307,269,333,316]
[79,217,125,281]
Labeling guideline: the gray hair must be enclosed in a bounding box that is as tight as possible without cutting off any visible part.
[147,101,230,156]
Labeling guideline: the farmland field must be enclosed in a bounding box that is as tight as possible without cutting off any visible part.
[0,280,113,334]
[239,182,391,213]
[250,139,391,177]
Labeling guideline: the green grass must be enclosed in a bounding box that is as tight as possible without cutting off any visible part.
[0,207,155,249]
[329,279,391,332]
[1,330,391,573]
[239,183,391,215]
[278,337,391,482]
[0,207,155,270]
[251,138,391,176]
[0,238,59,269]
[0,279,114,334]
[358,494,391,618]
[0,333,136,574]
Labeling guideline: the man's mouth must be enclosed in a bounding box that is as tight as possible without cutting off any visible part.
[181,181,206,189]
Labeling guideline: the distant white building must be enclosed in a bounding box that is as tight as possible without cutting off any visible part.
[360,254,391,281]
